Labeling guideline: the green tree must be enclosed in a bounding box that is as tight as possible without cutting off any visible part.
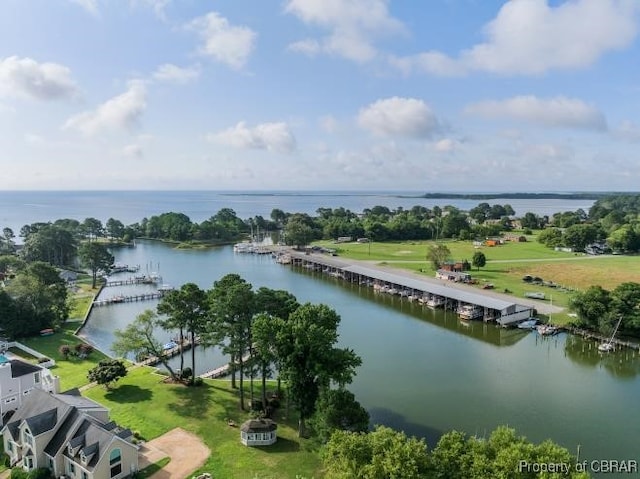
[6,262,69,334]
[157,283,208,385]
[105,218,125,240]
[472,251,486,271]
[78,242,114,289]
[21,224,77,267]
[112,310,180,381]
[82,217,104,241]
[208,274,255,409]
[309,388,369,443]
[275,303,361,437]
[426,243,451,270]
[569,286,611,331]
[323,425,429,479]
[87,359,127,389]
[284,217,315,248]
[537,227,564,248]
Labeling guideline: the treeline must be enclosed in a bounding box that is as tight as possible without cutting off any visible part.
[570,283,640,336]
[0,259,69,338]
[535,194,640,253]
[323,425,589,479]
[112,274,364,438]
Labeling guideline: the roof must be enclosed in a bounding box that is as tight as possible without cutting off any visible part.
[241,419,277,433]
[3,388,133,472]
[9,359,42,378]
[343,264,516,311]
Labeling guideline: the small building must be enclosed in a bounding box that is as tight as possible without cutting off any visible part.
[504,234,527,242]
[436,269,472,283]
[240,419,277,446]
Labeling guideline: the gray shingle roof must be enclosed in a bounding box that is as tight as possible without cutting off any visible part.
[9,359,41,378]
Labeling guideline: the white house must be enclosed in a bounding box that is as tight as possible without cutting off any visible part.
[2,388,138,478]
[0,358,60,422]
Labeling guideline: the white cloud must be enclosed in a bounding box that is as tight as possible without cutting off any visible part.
[465,95,607,130]
[319,115,339,133]
[122,144,143,158]
[285,0,405,62]
[209,121,296,153]
[613,120,640,142]
[392,0,640,76]
[63,80,147,135]
[357,97,440,138]
[152,63,200,84]
[0,56,79,101]
[434,138,457,152]
[68,0,99,15]
[188,12,256,69]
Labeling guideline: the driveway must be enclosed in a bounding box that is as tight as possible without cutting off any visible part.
[139,427,211,479]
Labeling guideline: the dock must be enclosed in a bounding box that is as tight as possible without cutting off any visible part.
[199,351,252,379]
[104,276,160,287]
[280,251,557,326]
[92,291,168,306]
[138,337,202,366]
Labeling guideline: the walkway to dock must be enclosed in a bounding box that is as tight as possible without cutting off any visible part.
[104,276,159,287]
[199,351,252,379]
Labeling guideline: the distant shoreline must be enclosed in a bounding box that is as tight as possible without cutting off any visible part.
[412,192,634,200]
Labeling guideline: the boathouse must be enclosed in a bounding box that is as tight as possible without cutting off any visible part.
[286,251,534,326]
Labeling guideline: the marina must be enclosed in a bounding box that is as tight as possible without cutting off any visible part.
[77,239,640,473]
[283,251,545,326]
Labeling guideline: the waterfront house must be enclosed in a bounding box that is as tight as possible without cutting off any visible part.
[240,419,277,446]
[2,388,138,477]
[0,359,60,423]
[436,269,472,283]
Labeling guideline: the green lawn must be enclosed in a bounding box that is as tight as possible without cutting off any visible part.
[84,369,323,479]
[316,236,640,327]
[19,321,109,391]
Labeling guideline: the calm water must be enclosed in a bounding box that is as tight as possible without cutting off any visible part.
[80,240,640,476]
[0,190,596,237]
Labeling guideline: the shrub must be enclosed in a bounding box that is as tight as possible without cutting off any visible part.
[58,345,71,359]
[27,468,51,479]
[180,367,193,380]
[10,468,28,479]
[192,377,203,387]
[74,343,84,354]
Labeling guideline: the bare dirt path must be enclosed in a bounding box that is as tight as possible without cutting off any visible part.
[139,427,210,479]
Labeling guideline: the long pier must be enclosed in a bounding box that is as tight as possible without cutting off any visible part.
[138,337,202,367]
[92,292,167,306]
[104,276,159,287]
[281,250,551,326]
[199,351,252,379]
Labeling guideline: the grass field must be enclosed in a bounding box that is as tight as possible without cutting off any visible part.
[19,321,109,391]
[84,369,323,479]
[316,236,640,326]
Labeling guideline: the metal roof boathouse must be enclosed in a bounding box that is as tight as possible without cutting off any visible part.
[285,251,536,326]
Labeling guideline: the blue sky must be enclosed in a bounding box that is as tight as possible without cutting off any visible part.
[1,0,639,191]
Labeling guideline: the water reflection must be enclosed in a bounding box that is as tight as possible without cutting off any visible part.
[290,266,530,347]
[564,335,640,379]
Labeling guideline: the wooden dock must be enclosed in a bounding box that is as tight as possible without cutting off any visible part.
[139,337,201,366]
[93,292,166,306]
[199,351,252,379]
[104,276,159,287]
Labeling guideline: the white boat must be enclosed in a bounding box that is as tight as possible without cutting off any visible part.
[425,296,445,308]
[598,315,623,352]
[517,319,538,329]
[457,304,483,320]
[536,324,558,336]
[525,292,545,300]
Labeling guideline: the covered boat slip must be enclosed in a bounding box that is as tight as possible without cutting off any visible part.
[287,251,543,326]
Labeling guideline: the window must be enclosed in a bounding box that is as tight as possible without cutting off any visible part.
[68,461,75,475]
[4,397,16,404]
[5,440,13,453]
[34,372,40,384]
[82,471,88,479]
[110,448,122,478]
[23,429,33,447]
[24,456,34,470]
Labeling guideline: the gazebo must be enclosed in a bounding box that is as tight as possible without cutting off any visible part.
[240,419,278,446]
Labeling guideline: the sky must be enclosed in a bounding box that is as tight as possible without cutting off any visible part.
[0,0,639,192]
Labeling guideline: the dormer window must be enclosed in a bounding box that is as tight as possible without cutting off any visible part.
[22,429,33,447]
[80,451,87,464]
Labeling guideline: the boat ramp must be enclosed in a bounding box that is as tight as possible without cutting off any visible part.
[281,251,555,326]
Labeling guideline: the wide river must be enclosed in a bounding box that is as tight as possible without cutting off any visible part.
[81,240,640,477]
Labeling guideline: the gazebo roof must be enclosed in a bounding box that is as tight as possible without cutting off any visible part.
[240,419,277,433]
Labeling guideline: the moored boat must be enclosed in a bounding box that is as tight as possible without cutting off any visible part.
[517,318,538,330]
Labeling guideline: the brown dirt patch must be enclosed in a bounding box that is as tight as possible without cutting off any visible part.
[140,427,210,479]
